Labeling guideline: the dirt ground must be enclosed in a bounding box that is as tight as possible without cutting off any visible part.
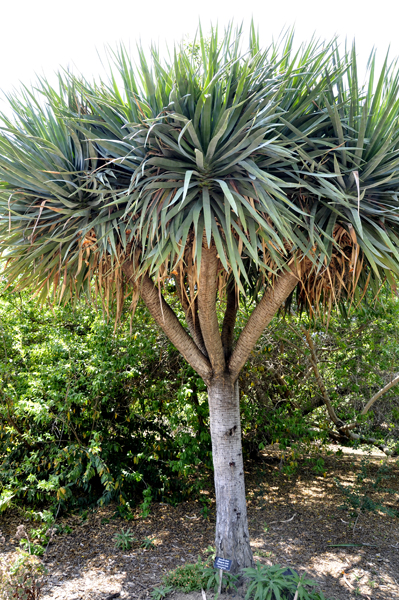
[1,445,398,600]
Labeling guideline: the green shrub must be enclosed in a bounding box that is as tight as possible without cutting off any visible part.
[0,283,212,511]
[162,558,207,593]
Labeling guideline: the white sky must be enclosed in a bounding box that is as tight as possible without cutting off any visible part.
[0,0,397,101]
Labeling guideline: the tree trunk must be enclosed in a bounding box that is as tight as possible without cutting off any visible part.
[207,376,253,572]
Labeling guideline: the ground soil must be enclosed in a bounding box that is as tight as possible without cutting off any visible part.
[1,445,398,600]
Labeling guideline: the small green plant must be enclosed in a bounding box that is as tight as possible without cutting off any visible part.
[242,563,327,600]
[114,528,137,551]
[19,539,46,557]
[32,510,54,527]
[200,504,210,519]
[202,564,238,597]
[140,488,152,518]
[151,584,174,600]
[115,503,135,520]
[199,496,212,519]
[0,551,47,600]
[141,536,156,549]
[254,549,274,559]
[14,523,47,558]
[55,524,72,535]
[29,527,49,545]
[205,545,216,558]
[312,458,326,474]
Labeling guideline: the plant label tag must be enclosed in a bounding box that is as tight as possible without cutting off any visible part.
[214,557,232,571]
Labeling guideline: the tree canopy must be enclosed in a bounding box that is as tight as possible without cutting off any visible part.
[2,26,399,310]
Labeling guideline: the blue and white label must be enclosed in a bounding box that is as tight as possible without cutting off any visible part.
[214,557,232,571]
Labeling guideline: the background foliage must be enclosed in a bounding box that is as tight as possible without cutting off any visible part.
[1,278,399,513]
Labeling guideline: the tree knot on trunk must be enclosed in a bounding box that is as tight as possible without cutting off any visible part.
[229,461,236,467]
[226,425,237,436]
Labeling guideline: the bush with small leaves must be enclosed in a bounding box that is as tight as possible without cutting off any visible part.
[162,558,206,593]
[0,551,47,600]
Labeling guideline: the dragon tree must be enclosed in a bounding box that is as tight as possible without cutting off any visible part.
[2,25,399,571]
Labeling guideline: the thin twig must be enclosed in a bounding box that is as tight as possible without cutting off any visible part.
[268,513,297,525]
[342,574,354,590]
[353,513,360,533]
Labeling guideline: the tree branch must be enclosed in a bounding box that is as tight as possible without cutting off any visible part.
[361,373,399,415]
[197,245,226,376]
[221,279,238,361]
[326,428,395,455]
[228,270,298,380]
[301,327,396,455]
[123,264,212,382]
[175,277,208,357]
[302,326,345,428]
[339,373,399,435]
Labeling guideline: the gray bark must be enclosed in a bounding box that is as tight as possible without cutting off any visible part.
[229,271,298,380]
[198,246,225,376]
[208,376,253,572]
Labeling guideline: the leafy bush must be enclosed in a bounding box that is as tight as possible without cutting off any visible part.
[0,282,212,511]
[0,551,47,600]
[238,288,399,472]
